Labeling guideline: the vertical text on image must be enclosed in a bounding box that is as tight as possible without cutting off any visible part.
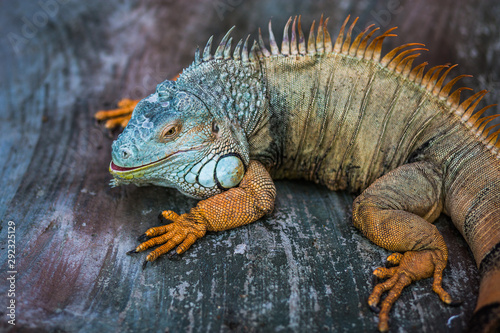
[6,220,16,326]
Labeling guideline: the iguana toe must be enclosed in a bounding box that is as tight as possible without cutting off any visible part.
[384,253,403,267]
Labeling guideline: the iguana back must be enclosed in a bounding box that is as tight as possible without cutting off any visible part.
[247,19,498,193]
[260,54,456,191]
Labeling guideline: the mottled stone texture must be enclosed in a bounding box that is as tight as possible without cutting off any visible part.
[0,0,498,332]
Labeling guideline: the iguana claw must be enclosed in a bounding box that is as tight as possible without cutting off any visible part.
[449,300,463,307]
[137,234,149,243]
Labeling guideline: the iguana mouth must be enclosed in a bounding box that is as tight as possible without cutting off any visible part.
[110,160,161,172]
[109,145,206,174]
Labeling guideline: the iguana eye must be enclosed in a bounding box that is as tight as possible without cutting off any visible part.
[160,124,181,142]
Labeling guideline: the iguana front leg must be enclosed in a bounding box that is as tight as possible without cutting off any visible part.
[129,160,276,265]
[352,161,454,332]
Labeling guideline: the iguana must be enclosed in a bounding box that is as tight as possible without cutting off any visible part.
[96,16,500,332]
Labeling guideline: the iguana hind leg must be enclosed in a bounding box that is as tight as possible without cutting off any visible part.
[352,161,453,332]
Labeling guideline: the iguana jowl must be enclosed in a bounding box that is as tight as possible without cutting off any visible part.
[99,16,500,332]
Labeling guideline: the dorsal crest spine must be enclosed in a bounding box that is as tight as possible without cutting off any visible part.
[188,15,499,158]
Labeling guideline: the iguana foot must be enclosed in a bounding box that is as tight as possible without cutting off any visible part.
[126,161,276,268]
[94,98,139,129]
[129,210,207,264]
[368,249,452,332]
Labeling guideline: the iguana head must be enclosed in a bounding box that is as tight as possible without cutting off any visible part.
[110,80,249,199]
[109,27,268,199]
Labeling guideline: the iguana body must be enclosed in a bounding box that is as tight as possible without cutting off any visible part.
[100,16,500,332]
